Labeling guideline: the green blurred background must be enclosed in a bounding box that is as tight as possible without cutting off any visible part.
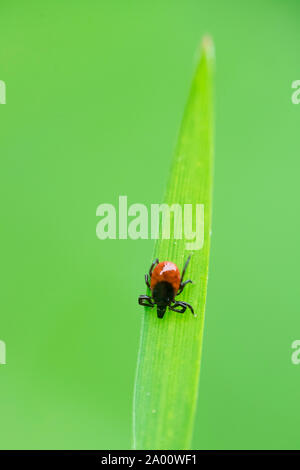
[0,0,300,450]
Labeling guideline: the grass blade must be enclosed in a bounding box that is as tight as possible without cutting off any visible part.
[133,36,215,450]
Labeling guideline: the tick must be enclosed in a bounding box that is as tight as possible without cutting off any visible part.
[138,256,194,319]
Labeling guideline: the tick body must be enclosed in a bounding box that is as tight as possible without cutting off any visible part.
[138,256,194,319]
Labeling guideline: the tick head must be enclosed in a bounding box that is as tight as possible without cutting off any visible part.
[157,305,167,319]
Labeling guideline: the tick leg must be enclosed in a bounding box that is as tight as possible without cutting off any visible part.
[138,295,154,308]
[170,300,195,315]
[184,302,195,315]
[169,303,186,314]
[149,258,159,276]
[176,279,193,296]
[181,255,191,282]
[178,301,194,315]
[144,259,158,288]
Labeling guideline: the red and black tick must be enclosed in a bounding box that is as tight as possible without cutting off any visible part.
[138,256,194,319]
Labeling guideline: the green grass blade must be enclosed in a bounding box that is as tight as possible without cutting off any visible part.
[133,36,215,450]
